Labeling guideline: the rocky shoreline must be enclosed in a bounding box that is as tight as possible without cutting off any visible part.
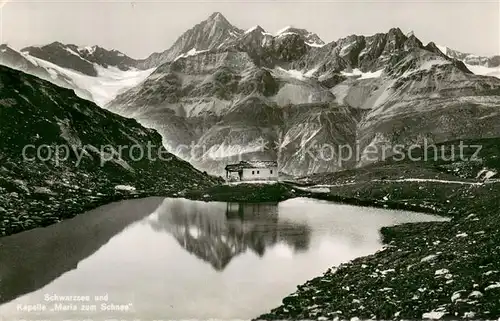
[254,180,500,320]
[0,181,214,237]
[184,181,455,216]
[1,180,437,238]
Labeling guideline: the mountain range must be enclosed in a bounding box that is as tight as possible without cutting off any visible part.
[21,42,141,75]
[0,42,154,106]
[1,12,499,176]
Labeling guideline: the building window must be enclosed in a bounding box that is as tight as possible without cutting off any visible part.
[270,170,273,174]
[252,171,255,175]
[257,171,260,174]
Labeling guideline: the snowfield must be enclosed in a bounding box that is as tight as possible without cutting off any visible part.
[435,44,500,79]
[273,67,318,81]
[305,42,325,48]
[465,63,500,79]
[27,54,155,106]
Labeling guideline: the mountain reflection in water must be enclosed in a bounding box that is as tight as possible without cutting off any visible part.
[0,197,448,320]
[148,199,311,270]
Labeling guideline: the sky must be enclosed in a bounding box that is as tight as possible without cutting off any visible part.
[1,0,499,59]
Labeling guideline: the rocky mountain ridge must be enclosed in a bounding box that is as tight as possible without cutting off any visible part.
[139,12,245,69]
[106,13,500,176]
[2,12,499,176]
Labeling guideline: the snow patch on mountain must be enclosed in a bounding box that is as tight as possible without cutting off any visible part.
[400,59,452,78]
[277,32,298,38]
[244,26,260,34]
[341,68,384,79]
[276,26,292,35]
[64,47,81,57]
[174,48,209,61]
[274,67,317,81]
[434,44,499,78]
[340,43,354,56]
[306,42,325,48]
[79,45,97,55]
[436,44,448,55]
[274,83,332,106]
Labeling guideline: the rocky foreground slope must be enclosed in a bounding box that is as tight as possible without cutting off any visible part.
[0,65,218,237]
[107,13,500,176]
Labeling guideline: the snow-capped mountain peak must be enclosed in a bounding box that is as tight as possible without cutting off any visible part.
[202,11,240,32]
[139,12,243,68]
[207,11,226,22]
[274,26,325,47]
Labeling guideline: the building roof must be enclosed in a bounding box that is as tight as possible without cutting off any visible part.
[225,160,278,172]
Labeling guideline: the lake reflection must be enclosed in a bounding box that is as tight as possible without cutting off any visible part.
[0,197,448,320]
[149,201,311,270]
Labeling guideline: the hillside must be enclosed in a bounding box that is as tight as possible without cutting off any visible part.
[0,65,218,237]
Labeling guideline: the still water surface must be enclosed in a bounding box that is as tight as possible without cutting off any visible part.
[0,197,448,320]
